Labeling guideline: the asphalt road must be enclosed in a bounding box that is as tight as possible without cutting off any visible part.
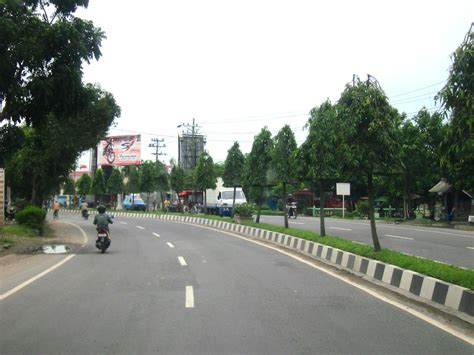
[0,214,472,354]
[258,215,474,269]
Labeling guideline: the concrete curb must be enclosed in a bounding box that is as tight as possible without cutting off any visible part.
[57,209,474,321]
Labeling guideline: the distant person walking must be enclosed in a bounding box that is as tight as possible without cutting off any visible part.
[53,200,60,219]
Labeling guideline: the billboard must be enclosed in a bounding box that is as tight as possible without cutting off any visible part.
[98,135,141,166]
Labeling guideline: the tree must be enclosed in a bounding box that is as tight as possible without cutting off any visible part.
[155,161,169,210]
[223,142,245,217]
[1,2,120,206]
[296,100,340,235]
[338,75,400,251]
[170,164,185,208]
[437,23,474,192]
[127,166,140,204]
[140,161,158,211]
[194,151,216,211]
[63,177,76,195]
[107,168,124,209]
[1,1,105,128]
[76,173,92,197]
[272,125,297,228]
[91,168,106,204]
[243,127,273,223]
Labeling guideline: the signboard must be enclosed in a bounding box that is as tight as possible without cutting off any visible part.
[97,135,141,166]
[0,169,4,225]
[336,183,350,218]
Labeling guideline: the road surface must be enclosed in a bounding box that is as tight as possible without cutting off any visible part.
[1,213,472,354]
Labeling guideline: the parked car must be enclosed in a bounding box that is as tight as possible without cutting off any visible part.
[123,196,146,211]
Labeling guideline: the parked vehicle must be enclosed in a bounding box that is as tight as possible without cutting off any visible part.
[206,178,247,216]
[123,195,146,211]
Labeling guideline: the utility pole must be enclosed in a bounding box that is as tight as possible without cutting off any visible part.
[149,138,166,163]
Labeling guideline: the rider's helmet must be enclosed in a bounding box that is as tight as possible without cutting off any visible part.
[97,205,106,214]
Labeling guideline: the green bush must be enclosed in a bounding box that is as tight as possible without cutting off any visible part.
[355,200,369,217]
[233,203,255,217]
[15,206,46,234]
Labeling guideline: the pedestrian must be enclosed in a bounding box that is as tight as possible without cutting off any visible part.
[53,199,60,219]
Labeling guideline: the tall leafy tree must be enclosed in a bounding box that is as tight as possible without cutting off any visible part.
[1,1,120,205]
[155,161,170,209]
[76,173,92,197]
[170,165,185,203]
[223,142,245,217]
[127,165,140,204]
[91,168,106,204]
[107,168,124,209]
[243,127,273,223]
[272,125,297,228]
[338,75,400,251]
[296,100,340,235]
[63,177,76,195]
[194,151,216,210]
[437,24,474,192]
[140,161,158,211]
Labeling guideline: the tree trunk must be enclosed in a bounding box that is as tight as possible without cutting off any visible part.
[368,173,382,251]
[160,192,164,210]
[204,190,207,212]
[146,192,150,212]
[232,186,237,217]
[319,181,326,237]
[256,186,264,223]
[283,182,288,228]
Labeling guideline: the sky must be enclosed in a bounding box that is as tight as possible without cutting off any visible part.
[76,0,474,164]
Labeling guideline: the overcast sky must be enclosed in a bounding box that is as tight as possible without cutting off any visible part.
[77,1,473,164]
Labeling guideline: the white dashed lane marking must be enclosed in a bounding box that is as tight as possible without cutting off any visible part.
[120,221,127,225]
[467,247,474,250]
[153,233,160,238]
[385,234,414,240]
[167,242,175,248]
[330,227,352,231]
[136,226,145,230]
[185,286,194,308]
[178,256,187,266]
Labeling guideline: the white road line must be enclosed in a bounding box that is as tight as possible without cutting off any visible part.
[330,227,352,231]
[59,221,88,246]
[185,223,473,345]
[385,234,414,240]
[178,256,187,266]
[0,255,76,301]
[381,225,474,239]
[136,226,145,230]
[152,233,160,238]
[467,247,474,250]
[166,242,175,248]
[289,222,305,225]
[185,286,194,308]
[120,221,127,225]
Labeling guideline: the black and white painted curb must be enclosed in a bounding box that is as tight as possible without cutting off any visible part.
[57,209,474,321]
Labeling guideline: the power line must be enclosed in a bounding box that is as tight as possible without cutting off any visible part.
[391,91,438,105]
[388,80,446,99]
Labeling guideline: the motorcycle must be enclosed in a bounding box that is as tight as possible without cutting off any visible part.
[287,203,297,219]
[81,209,89,220]
[95,228,111,254]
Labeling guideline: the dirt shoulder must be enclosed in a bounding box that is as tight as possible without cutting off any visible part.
[0,220,87,268]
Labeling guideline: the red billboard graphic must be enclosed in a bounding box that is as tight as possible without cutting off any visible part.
[98,135,141,166]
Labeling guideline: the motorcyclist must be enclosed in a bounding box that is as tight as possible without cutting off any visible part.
[93,205,113,233]
[80,200,89,219]
[286,194,297,218]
